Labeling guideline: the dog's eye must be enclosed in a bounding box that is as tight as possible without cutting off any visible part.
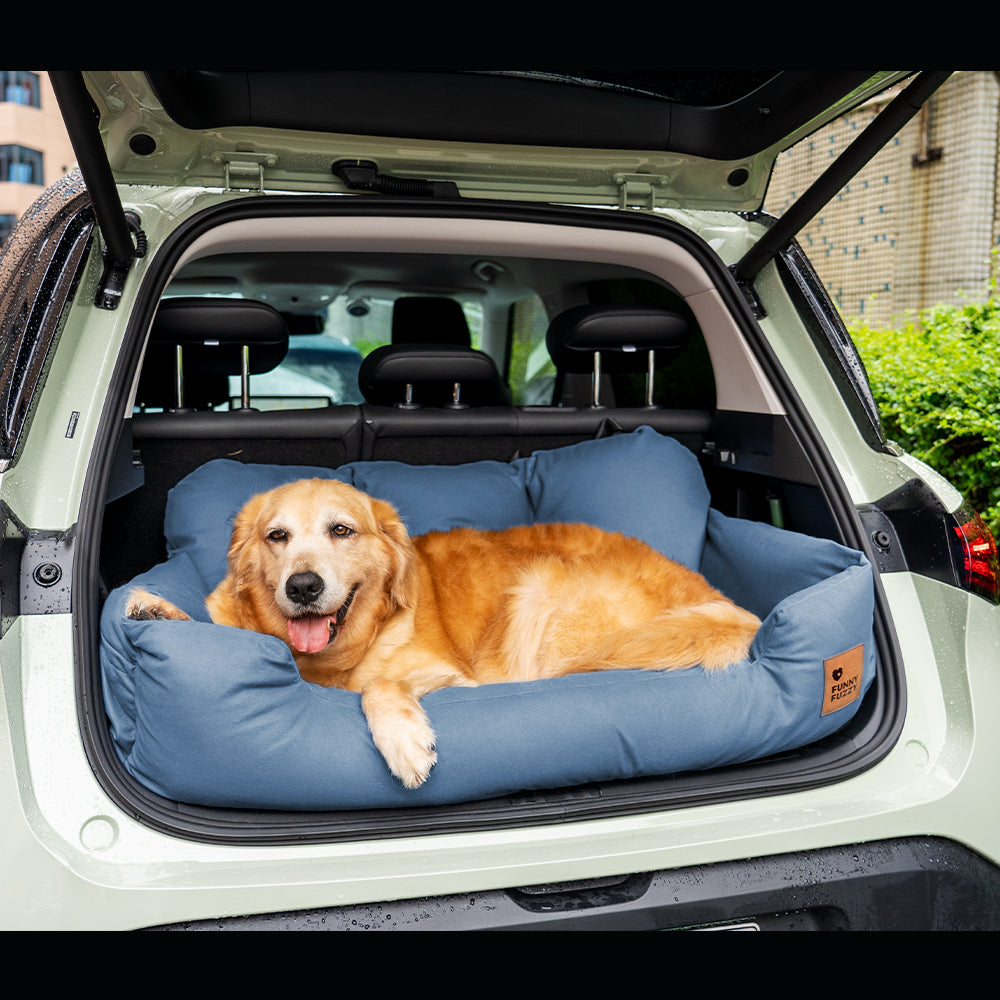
[266,528,289,543]
[330,523,354,538]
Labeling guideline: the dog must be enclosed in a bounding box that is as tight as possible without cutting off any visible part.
[127,477,761,788]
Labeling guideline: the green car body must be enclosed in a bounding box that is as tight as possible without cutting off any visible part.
[0,70,997,930]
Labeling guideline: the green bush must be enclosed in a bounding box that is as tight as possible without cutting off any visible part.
[848,275,1000,535]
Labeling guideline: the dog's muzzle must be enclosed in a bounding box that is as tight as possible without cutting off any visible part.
[285,582,359,654]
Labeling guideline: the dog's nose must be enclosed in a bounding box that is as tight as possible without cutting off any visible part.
[285,571,325,606]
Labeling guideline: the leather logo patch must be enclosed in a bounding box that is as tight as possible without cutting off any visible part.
[822,645,864,716]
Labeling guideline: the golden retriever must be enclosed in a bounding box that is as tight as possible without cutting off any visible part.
[127,477,761,788]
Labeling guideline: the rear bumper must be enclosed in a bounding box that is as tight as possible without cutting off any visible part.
[147,836,1000,931]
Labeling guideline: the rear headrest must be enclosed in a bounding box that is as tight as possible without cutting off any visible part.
[391,297,471,346]
[137,297,289,411]
[546,305,690,373]
[546,305,691,408]
[150,297,289,374]
[359,345,511,408]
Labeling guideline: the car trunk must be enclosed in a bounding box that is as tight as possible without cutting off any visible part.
[44,69,947,844]
[72,190,901,843]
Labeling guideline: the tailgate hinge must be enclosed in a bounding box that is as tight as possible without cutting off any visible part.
[213,151,278,193]
[614,172,667,210]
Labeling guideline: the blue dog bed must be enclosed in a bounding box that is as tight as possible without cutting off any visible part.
[100,427,876,810]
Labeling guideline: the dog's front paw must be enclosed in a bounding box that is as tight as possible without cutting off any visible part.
[380,722,438,789]
[362,681,438,788]
[125,588,191,622]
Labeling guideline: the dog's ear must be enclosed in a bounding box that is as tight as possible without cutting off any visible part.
[372,498,419,610]
[226,491,269,590]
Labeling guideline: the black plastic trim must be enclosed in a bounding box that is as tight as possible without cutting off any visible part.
[144,70,880,160]
[20,529,74,616]
[143,837,1000,930]
[0,500,27,637]
[859,476,999,604]
[775,239,885,449]
[75,194,906,846]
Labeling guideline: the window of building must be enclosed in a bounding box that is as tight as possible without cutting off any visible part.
[0,145,44,185]
[0,213,16,246]
[1,71,41,108]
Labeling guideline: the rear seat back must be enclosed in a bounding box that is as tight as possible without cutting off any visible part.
[355,404,711,463]
[115,403,711,587]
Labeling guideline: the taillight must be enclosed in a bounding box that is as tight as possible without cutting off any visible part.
[952,507,1000,604]
[860,482,1000,605]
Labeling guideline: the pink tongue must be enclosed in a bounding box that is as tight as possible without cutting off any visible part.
[287,616,335,654]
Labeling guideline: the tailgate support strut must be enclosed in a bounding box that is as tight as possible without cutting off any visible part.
[733,71,952,291]
[50,71,147,309]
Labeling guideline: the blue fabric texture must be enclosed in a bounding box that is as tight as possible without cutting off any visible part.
[100,427,876,810]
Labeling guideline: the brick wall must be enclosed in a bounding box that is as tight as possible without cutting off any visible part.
[764,71,1000,326]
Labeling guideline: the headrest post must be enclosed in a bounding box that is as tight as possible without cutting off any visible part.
[173,344,185,410]
[645,349,657,408]
[447,381,469,410]
[396,382,420,409]
[591,351,603,408]
[238,343,252,410]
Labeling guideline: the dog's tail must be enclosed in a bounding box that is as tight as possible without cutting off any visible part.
[557,599,761,675]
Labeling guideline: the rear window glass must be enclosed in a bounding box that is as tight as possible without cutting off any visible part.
[154,258,714,412]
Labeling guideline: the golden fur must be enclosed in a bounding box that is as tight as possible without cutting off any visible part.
[127,477,761,788]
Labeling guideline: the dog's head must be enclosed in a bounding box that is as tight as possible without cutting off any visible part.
[225,478,417,656]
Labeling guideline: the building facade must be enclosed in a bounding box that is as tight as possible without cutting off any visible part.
[0,71,77,245]
[765,71,1000,326]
